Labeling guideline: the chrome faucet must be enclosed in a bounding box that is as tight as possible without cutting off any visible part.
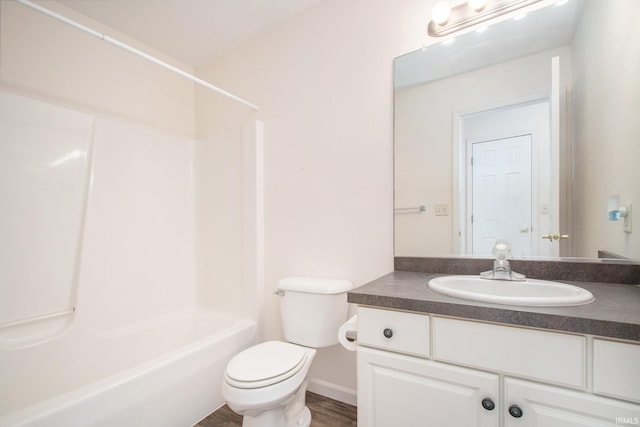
[480,240,526,281]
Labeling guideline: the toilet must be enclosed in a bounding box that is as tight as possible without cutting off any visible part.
[222,276,353,427]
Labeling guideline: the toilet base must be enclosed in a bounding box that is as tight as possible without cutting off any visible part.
[240,379,312,427]
[241,405,311,427]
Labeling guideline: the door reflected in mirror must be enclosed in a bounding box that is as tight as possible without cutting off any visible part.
[394,0,639,260]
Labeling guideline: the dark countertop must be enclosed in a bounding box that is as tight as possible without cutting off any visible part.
[348,271,640,342]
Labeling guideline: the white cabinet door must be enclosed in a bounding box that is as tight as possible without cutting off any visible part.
[504,378,640,427]
[358,346,499,427]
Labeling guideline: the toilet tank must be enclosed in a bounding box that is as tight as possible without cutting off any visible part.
[277,277,353,348]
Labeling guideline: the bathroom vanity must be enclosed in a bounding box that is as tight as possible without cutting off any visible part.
[349,260,640,426]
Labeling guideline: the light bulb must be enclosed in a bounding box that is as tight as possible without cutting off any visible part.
[468,0,487,11]
[432,1,452,25]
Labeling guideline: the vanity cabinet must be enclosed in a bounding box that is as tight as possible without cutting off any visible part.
[358,347,499,427]
[356,307,640,427]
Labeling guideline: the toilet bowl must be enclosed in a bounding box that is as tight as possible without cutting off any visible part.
[222,277,353,427]
[222,341,317,426]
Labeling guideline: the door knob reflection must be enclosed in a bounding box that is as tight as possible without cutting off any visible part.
[542,234,569,240]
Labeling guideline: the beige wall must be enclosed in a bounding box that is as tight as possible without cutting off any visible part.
[572,0,640,259]
[0,1,195,137]
[194,0,434,399]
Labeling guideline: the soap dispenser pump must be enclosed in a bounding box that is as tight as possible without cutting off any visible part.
[607,195,632,233]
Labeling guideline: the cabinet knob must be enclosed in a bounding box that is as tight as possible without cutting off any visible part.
[383,328,393,338]
[508,405,523,418]
[481,398,495,411]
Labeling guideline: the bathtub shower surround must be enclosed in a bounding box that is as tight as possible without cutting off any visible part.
[0,91,92,338]
[78,115,196,333]
[0,91,259,426]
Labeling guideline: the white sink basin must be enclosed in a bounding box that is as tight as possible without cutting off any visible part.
[428,275,594,306]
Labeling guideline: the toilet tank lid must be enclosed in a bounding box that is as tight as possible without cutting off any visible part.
[278,276,353,294]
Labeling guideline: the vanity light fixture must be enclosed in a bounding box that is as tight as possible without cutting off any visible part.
[431,1,453,25]
[468,0,489,11]
[428,0,545,37]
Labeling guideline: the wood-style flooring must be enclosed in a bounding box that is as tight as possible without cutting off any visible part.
[196,391,357,427]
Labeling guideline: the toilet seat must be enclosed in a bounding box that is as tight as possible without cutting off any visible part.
[225,341,308,389]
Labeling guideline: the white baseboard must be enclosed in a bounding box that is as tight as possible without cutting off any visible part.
[307,377,357,406]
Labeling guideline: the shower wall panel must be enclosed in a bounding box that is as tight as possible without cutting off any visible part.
[0,92,93,328]
[77,118,197,332]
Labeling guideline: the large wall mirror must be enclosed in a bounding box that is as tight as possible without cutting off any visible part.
[394,0,639,260]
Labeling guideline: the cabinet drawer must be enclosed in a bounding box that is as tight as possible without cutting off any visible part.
[357,307,429,357]
[594,339,640,403]
[433,317,586,388]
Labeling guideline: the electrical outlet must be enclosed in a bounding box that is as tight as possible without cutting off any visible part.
[435,204,449,216]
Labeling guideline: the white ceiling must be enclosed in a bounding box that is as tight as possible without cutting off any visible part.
[57,0,323,67]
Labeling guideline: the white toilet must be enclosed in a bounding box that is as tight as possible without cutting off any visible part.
[222,276,353,427]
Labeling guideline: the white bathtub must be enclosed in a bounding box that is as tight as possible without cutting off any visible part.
[0,309,257,427]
